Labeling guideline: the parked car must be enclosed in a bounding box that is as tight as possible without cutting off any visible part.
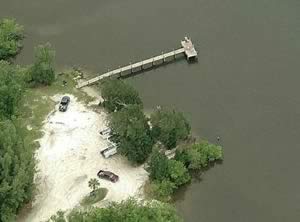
[97,170,119,182]
[99,128,111,139]
[59,96,70,112]
[100,144,117,158]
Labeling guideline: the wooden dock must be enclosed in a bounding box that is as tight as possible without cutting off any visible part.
[76,37,197,88]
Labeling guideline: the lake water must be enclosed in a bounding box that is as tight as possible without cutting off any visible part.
[1,0,300,221]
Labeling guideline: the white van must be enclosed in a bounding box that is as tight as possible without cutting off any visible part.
[100,144,117,158]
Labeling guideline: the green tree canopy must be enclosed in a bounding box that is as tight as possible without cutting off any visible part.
[148,149,169,181]
[110,105,153,164]
[0,18,24,60]
[0,120,35,222]
[0,60,24,119]
[147,149,190,200]
[29,43,55,86]
[150,108,191,149]
[101,79,142,112]
[66,199,182,222]
[175,141,223,170]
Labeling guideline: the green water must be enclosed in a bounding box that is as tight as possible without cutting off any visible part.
[1,0,299,221]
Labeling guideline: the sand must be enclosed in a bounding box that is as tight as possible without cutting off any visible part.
[23,94,148,222]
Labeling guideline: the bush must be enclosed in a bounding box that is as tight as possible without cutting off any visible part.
[150,108,191,149]
[148,180,177,201]
[0,18,24,60]
[175,141,223,170]
[29,43,55,86]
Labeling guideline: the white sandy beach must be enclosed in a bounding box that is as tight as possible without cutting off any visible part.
[23,94,148,222]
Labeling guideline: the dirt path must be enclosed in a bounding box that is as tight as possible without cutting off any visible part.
[23,95,148,222]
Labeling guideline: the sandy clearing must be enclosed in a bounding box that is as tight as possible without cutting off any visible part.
[24,94,148,222]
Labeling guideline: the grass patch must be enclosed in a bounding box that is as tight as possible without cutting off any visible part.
[15,71,94,150]
[80,188,108,206]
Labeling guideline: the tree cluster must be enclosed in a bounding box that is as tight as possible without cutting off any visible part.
[147,149,190,201]
[0,19,55,221]
[110,105,153,164]
[175,141,223,170]
[101,79,142,112]
[151,108,191,149]
[0,18,24,60]
[48,199,182,222]
[0,120,35,222]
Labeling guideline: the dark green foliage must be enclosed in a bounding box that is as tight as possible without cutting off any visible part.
[151,108,191,149]
[29,43,55,86]
[110,105,153,164]
[175,141,223,170]
[0,120,35,222]
[148,149,169,181]
[167,160,191,186]
[66,199,182,222]
[101,79,142,112]
[147,149,191,200]
[148,179,177,202]
[0,61,24,119]
[0,18,24,60]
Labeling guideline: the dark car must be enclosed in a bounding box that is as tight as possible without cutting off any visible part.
[59,96,70,112]
[97,170,119,183]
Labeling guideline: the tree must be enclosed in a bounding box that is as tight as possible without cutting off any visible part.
[101,79,142,112]
[148,149,169,181]
[29,43,55,85]
[175,141,223,170]
[0,61,24,119]
[66,199,182,222]
[88,178,100,194]
[167,159,191,186]
[148,180,177,202]
[151,108,191,149]
[110,105,153,164]
[0,18,24,60]
[0,120,35,222]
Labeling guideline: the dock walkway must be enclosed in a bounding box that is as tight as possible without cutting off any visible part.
[76,37,197,88]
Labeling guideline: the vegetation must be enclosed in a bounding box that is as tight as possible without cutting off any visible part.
[110,104,153,164]
[151,108,191,149]
[0,61,25,119]
[88,178,100,193]
[147,149,190,201]
[0,120,35,222]
[49,199,182,222]
[29,43,55,86]
[101,79,142,112]
[175,141,223,170]
[80,188,108,206]
[0,18,24,60]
